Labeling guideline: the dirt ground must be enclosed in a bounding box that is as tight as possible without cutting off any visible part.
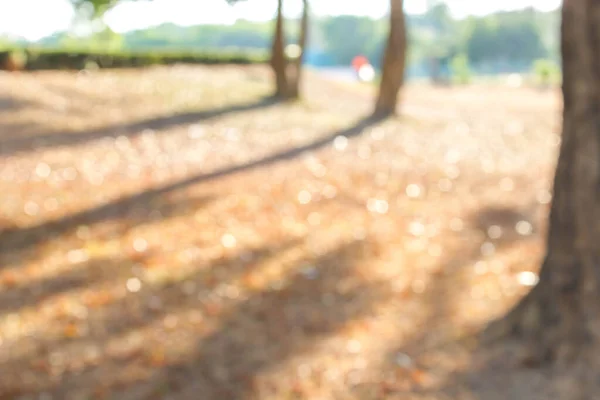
[0,65,582,399]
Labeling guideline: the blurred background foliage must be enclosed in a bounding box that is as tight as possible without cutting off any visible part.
[0,3,560,81]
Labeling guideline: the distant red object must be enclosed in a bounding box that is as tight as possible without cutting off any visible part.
[352,55,369,71]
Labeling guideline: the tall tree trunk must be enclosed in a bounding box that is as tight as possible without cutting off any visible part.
[373,0,407,117]
[486,0,600,365]
[271,0,289,98]
[287,0,309,99]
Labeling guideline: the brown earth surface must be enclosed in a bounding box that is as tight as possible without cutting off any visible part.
[0,65,588,399]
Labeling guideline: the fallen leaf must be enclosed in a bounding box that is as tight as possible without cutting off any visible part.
[146,348,167,367]
[83,291,115,308]
[241,272,263,290]
[203,301,223,317]
[64,323,80,338]
[30,359,50,372]
[0,272,19,288]
[409,368,429,385]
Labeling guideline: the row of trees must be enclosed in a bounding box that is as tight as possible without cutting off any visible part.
[261,0,405,115]
[74,0,600,368]
[413,4,556,77]
[71,0,405,115]
[225,0,404,115]
[37,6,559,79]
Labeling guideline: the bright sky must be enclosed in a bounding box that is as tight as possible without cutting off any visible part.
[0,0,562,41]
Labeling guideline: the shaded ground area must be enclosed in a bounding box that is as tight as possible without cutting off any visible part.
[0,65,571,399]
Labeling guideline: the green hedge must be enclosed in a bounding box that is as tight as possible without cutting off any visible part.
[0,48,268,71]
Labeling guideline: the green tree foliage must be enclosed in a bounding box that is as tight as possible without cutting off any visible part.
[450,53,471,84]
[70,0,121,17]
[70,0,245,17]
[533,58,560,87]
[320,15,385,65]
[51,26,124,50]
[465,9,547,65]
[423,3,457,58]
[123,22,274,51]
[30,3,558,75]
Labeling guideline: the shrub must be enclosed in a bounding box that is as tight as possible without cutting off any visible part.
[0,48,268,71]
[0,50,27,71]
[532,58,560,88]
[450,54,471,85]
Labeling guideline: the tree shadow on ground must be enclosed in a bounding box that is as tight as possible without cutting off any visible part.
[0,191,216,269]
[0,100,387,398]
[0,238,298,398]
[349,204,545,399]
[0,113,385,269]
[0,192,217,317]
[0,237,390,400]
[134,239,390,400]
[0,96,279,156]
[0,121,45,137]
[0,96,36,115]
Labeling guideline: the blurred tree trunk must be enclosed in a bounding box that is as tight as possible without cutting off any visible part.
[373,0,406,117]
[287,0,309,99]
[486,0,600,366]
[271,0,289,98]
